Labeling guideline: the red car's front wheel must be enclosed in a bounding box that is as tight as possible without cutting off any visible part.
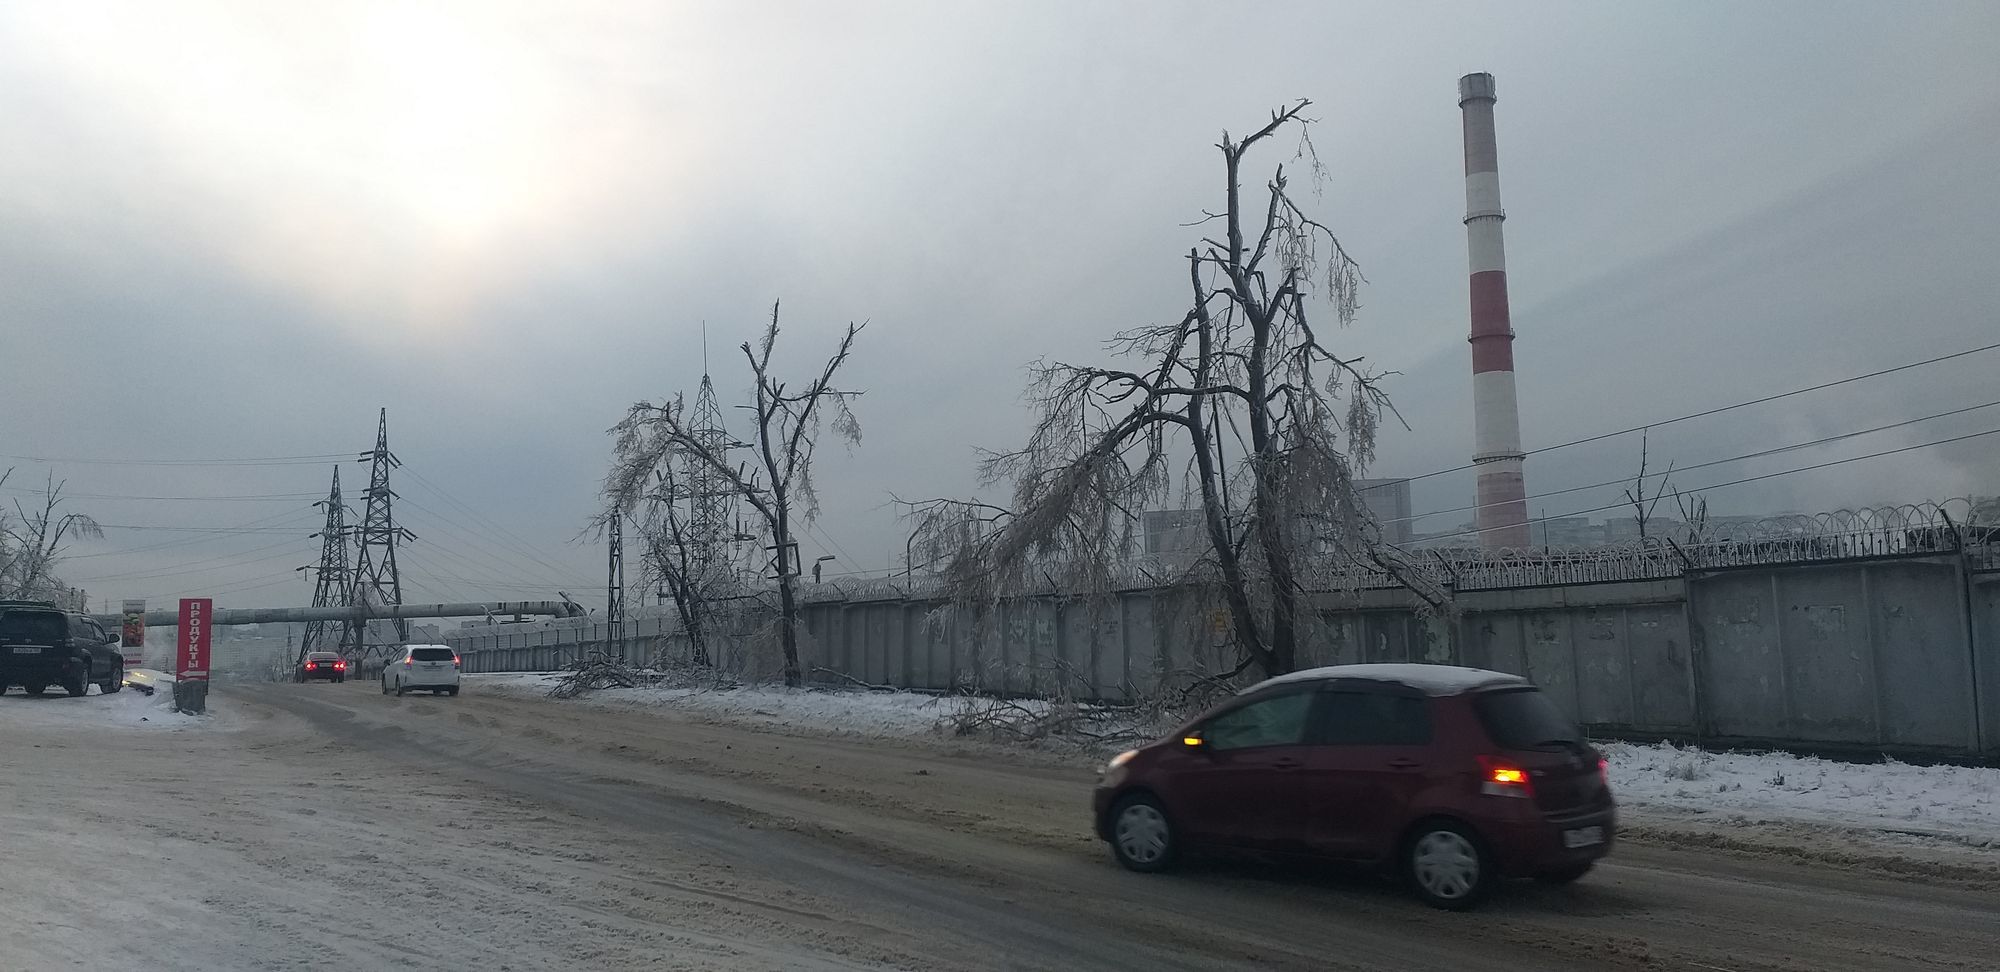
[1108,794,1177,873]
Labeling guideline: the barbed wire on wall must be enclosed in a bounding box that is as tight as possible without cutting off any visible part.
[440,497,1998,638]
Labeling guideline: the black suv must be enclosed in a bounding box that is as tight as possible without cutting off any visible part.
[0,600,127,697]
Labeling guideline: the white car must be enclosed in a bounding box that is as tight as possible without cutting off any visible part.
[382,644,461,697]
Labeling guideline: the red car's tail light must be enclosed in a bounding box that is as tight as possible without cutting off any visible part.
[1476,755,1534,798]
[1598,757,1610,785]
[304,662,317,671]
[334,661,347,670]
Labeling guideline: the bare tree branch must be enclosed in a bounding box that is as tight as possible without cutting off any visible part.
[606,303,866,686]
[924,100,1423,680]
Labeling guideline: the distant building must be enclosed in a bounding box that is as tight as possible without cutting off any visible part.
[1537,517,1601,548]
[1603,516,1683,544]
[1408,523,1480,553]
[1141,509,1207,557]
[1353,478,1414,545]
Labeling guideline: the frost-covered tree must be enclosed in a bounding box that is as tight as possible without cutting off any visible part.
[914,101,1444,678]
[605,303,863,687]
[0,468,102,603]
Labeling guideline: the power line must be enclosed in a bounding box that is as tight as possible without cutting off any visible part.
[94,524,313,534]
[1363,339,2000,493]
[81,547,307,585]
[803,519,860,573]
[404,527,591,591]
[176,575,303,599]
[141,562,308,599]
[402,563,473,602]
[65,536,311,583]
[0,486,319,502]
[65,510,318,559]
[1394,398,2000,528]
[1412,426,2000,545]
[397,498,592,589]
[398,468,584,580]
[395,506,593,586]
[0,452,350,466]
[408,566,589,593]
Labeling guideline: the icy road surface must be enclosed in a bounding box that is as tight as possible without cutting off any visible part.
[3,682,1997,971]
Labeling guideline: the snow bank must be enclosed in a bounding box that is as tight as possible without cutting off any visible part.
[0,682,228,731]
[1603,741,2000,845]
[469,673,963,737]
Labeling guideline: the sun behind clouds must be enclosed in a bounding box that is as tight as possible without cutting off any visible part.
[11,0,685,342]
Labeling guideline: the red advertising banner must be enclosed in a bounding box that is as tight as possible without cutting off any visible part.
[121,598,146,649]
[176,598,212,681]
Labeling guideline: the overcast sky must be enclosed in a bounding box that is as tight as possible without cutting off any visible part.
[3,0,1997,611]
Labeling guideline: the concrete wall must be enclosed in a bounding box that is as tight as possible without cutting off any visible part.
[1969,569,2000,755]
[448,553,2000,759]
[1687,557,1978,751]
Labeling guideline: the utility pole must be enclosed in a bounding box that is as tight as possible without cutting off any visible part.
[297,466,353,667]
[344,409,415,664]
[604,507,624,663]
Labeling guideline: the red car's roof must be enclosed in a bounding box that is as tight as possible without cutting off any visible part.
[1244,663,1528,697]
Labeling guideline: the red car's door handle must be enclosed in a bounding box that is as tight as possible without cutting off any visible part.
[1387,758,1422,770]
[1271,757,1303,770]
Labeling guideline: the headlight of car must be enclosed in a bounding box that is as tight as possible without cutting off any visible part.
[1100,749,1139,781]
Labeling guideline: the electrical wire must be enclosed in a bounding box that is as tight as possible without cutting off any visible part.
[398,468,583,579]
[395,490,584,583]
[802,519,860,573]
[1392,398,2000,528]
[401,563,474,602]
[1360,339,2000,494]
[402,527,591,591]
[0,486,320,502]
[65,510,318,559]
[65,536,313,583]
[1412,426,2000,545]
[93,524,310,534]
[396,508,593,586]
[0,452,350,466]
[180,575,305,599]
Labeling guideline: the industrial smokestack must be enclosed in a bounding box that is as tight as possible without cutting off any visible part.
[1459,72,1530,550]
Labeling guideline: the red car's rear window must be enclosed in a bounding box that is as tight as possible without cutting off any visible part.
[1472,688,1581,749]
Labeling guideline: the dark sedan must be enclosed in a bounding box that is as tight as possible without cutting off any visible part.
[298,651,349,683]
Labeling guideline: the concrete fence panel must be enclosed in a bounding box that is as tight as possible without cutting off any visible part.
[1691,557,1977,751]
[1868,561,1976,749]
[1971,571,2000,753]
[448,549,1996,759]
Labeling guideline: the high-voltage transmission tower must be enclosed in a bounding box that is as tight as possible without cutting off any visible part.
[604,506,625,662]
[682,370,750,585]
[632,364,752,669]
[343,408,415,662]
[295,466,353,667]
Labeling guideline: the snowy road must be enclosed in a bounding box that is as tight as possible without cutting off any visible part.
[4,684,1997,971]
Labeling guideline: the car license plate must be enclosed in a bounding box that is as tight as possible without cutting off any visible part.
[1563,826,1605,849]
[9,646,41,655]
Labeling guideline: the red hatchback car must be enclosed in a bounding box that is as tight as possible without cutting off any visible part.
[1093,664,1614,909]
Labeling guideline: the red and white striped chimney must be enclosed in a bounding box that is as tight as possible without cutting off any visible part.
[1460,72,1531,550]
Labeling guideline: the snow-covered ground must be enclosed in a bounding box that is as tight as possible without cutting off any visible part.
[1602,741,1999,845]
[468,672,2000,847]
[0,677,232,731]
[470,672,985,737]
